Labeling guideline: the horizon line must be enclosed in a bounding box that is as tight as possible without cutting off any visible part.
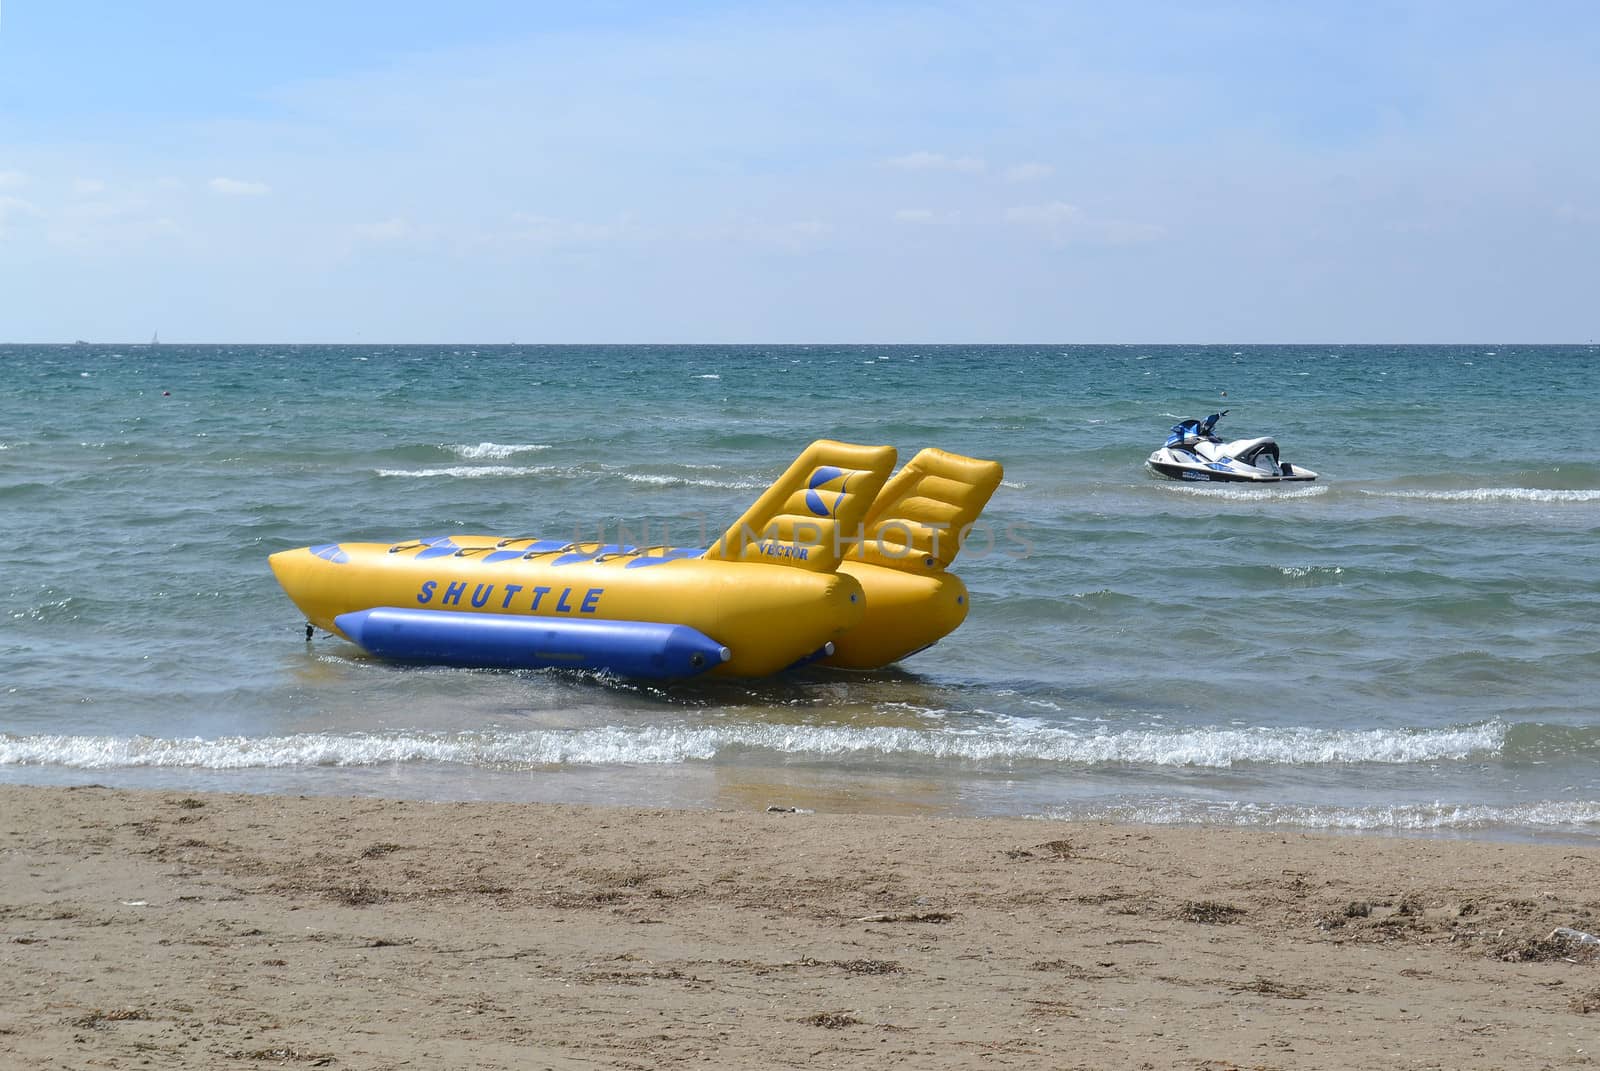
[5,340,1597,348]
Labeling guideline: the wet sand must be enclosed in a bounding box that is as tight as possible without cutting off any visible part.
[1,785,1596,1069]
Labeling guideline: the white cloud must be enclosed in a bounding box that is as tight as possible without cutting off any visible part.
[506,212,635,245]
[208,177,271,196]
[892,208,958,225]
[692,217,834,251]
[1006,200,1163,245]
[883,151,986,173]
[73,179,108,195]
[1092,219,1165,244]
[1004,162,1055,182]
[353,213,643,248]
[749,219,832,250]
[1006,201,1083,226]
[0,170,29,190]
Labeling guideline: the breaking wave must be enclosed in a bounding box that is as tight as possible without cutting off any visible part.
[0,721,1508,771]
[1278,565,1344,579]
[446,442,551,460]
[1042,798,1600,833]
[376,465,555,479]
[376,464,762,489]
[1364,488,1600,503]
[618,472,766,490]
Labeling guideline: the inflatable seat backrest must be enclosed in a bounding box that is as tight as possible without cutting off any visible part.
[851,448,1004,573]
[702,439,897,572]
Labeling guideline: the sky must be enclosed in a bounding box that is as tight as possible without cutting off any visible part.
[0,0,1596,343]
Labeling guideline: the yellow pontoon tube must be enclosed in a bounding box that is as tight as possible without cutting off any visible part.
[269,440,1002,679]
[829,447,1005,669]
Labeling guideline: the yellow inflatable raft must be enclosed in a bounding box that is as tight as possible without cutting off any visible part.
[269,440,1002,679]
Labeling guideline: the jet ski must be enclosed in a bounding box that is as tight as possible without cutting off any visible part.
[1146,410,1317,483]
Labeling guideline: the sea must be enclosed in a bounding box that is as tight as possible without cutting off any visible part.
[4,344,1599,841]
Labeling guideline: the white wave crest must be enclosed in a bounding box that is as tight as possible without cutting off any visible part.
[376,464,764,489]
[447,442,551,460]
[376,465,555,479]
[618,473,766,490]
[1279,565,1343,579]
[0,721,1506,771]
[1363,488,1600,503]
[1041,798,1600,832]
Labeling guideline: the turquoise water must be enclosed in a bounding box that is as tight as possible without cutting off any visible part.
[4,344,1599,838]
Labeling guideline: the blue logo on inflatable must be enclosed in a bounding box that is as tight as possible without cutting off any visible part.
[758,541,810,561]
[804,466,850,518]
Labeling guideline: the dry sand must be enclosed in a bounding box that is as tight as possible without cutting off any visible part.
[1,785,1596,1069]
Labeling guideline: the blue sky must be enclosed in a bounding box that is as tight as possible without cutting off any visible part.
[1,1,1596,342]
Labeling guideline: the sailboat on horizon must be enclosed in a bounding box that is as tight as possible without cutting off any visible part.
[150,331,159,347]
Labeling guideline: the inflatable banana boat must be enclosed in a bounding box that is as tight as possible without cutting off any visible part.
[269,440,1003,679]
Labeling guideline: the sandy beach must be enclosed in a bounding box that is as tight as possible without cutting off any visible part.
[1,785,1595,1069]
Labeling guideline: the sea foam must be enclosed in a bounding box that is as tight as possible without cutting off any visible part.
[0,721,1507,771]
[1039,798,1600,832]
[446,442,551,460]
[1161,483,1328,501]
[376,465,557,479]
[1363,488,1600,503]
[618,473,766,490]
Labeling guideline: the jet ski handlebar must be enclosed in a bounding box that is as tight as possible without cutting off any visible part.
[1165,410,1232,448]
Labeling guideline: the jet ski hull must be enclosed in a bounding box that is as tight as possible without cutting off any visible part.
[1146,452,1317,483]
